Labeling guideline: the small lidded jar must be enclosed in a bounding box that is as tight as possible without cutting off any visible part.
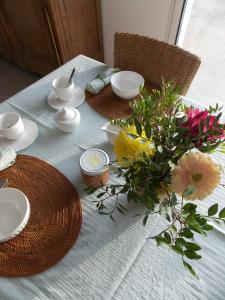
[54,107,80,133]
[80,148,109,188]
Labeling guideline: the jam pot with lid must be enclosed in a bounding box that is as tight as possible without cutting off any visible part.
[80,148,109,188]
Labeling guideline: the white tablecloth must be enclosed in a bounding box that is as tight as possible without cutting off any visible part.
[0,55,224,300]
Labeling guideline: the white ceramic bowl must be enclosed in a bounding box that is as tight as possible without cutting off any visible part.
[101,122,121,145]
[0,188,30,243]
[111,71,144,99]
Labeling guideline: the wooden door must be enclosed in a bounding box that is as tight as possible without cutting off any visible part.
[2,0,59,75]
[0,0,17,62]
[61,0,103,62]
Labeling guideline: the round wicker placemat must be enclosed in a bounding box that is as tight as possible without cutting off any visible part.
[86,81,158,119]
[86,85,132,119]
[0,155,82,277]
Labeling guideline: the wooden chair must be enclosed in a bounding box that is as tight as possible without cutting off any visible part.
[114,32,201,95]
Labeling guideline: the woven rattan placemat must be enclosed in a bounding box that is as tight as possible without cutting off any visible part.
[86,82,158,119]
[86,85,132,119]
[0,155,82,277]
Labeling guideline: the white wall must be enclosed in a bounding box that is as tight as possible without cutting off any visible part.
[101,0,180,65]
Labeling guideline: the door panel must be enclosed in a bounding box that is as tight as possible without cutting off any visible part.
[0,0,17,62]
[63,0,103,61]
[2,0,58,74]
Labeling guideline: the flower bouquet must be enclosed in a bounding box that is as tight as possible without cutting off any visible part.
[85,81,225,278]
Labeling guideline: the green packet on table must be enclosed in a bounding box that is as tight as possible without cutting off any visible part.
[86,68,120,94]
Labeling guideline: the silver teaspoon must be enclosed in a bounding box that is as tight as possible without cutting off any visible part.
[67,67,75,87]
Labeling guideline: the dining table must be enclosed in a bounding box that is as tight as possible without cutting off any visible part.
[0,54,225,300]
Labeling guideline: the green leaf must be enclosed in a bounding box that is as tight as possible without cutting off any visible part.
[120,185,130,193]
[143,151,149,163]
[128,190,138,203]
[155,236,168,246]
[185,213,195,223]
[187,220,204,235]
[164,232,171,244]
[184,250,202,260]
[142,214,149,226]
[165,213,171,222]
[183,260,199,279]
[199,120,204,135]
[144,121,152,139]
[171,193,177,205]
[202,224,214,231]
[134,118,142,136]
[185,242,201,251]
[208,203,218,216]
[195,216,207,226]
[146,196,154,211]
[213,112,222,126]
[136,161,147,167]
[97,192,106,198]
[183,185,195,198]
[182,203,197,214]
[176,237,186,247]
[171,224,177,232]
[171,238,185,255]
[219,207,225,218]
[178,127,189,133]
[171,245,183,255]
[87,187,97,194]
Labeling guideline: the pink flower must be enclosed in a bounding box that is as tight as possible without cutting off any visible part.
[181,108,225,143]
[171,152,221,200]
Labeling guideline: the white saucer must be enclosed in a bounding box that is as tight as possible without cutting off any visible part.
[0,119,38,152]
[47,87,85,110]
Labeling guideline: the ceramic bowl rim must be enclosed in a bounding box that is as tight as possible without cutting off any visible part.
[0,187,30,242]
[111,71,144,92]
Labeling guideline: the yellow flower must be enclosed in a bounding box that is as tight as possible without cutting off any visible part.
[114,126,155,166]
[171,152,221,200]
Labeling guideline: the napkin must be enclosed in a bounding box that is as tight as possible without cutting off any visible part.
[86,68,120,94]
[0,147,17,171]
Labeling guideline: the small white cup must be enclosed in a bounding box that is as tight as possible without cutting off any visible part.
[52,76,74,101]
[0,112,24,140]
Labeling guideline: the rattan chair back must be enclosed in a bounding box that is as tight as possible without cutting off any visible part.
[114,32,201,95]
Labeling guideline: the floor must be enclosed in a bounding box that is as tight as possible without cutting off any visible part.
[182,0,225,106]
[0,57,39,103]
